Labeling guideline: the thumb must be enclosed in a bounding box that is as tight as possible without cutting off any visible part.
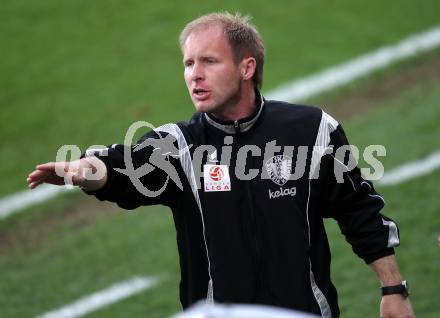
[63,170,85,188]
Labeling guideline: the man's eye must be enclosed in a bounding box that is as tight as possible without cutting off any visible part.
[185,61,193,67]
[203,58,216,64]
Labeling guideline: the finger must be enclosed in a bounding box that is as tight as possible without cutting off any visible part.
[29,170,56,185]
[27,174,47,185]
[63,171,77,186]
[28,169,49,181]
[39,162,75,179]
[29,181,43,189]
[38,162,72,174]
[36,162,56,171]
[71,171,86,186]
[28,167,67,186]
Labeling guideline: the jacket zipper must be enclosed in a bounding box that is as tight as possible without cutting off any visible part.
[234,120,263,295]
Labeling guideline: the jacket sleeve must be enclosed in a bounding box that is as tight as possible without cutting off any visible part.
[318,121,400,264]
[82,130,182,210]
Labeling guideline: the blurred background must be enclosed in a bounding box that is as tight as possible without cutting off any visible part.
[1,0,439,317]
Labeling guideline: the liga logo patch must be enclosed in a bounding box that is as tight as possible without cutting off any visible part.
[203,164,231,192]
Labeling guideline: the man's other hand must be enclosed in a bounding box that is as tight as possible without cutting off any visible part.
[380,294,414,318]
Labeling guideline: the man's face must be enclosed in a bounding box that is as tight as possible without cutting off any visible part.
[183,26,242,115]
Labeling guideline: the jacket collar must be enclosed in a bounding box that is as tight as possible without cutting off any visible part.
[204,90,265,134]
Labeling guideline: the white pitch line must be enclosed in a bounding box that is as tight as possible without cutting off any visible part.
[378,150,440,186]
[1,25,440,219]
[0,184,73,220]
[266,26,440,102]
[36,276,158,318]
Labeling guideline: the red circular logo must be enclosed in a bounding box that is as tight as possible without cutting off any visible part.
[209,166,223,181]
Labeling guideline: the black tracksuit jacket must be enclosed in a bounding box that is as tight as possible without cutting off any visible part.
[86,92,400,317]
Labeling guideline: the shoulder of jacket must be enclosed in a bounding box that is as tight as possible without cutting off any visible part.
[263,99,324,122]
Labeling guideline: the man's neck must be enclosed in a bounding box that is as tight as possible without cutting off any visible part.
[211,86,256,121]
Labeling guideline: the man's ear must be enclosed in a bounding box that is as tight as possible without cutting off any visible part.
[240,57,256,81]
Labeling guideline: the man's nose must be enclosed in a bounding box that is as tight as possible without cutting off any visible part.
[191,62,204,81]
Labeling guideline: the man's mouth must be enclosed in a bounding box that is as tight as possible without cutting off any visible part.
[193,88,211,100]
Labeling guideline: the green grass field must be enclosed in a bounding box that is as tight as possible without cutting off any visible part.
[2,0,440,196]
[1,1,440,317]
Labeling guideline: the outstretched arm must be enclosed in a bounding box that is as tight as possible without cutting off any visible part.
[369,255,414,318]
[27,157,108,191]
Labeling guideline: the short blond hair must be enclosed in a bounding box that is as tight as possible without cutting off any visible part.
[179,12,265,89]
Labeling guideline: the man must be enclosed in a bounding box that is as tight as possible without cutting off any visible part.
[27,12,414,318]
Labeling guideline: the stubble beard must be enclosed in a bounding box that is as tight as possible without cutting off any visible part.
[208,79,242,119]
